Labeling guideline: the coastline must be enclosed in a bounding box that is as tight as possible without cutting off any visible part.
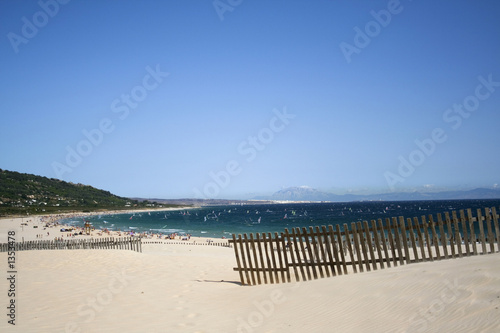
[0,212,499,332]
[0,206,230,244]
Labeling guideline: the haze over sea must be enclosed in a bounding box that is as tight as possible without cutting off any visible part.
[61,199,500,239]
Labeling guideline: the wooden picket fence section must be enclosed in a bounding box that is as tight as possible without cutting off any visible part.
[0,237,142,253]
[230,207,500,285]
[141,240,231,247]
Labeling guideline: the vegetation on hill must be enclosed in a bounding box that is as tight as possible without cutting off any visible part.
[0,169,180,216]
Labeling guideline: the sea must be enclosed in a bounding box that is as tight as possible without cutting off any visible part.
[60,199,500,239]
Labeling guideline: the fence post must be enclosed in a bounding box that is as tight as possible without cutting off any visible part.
[492,207,500,251]
[436,214,449,259]
[476,209,487,254]
[467,209,478,255]
[255,233,269,284]
[412,217,425,261]
[275,232,287,283]
[377,219,391,268]
[459,210,470,255]
[398,217,411,264]
[335,225,348,275]
[362,221,377,271]
[407,217,419,262]
[248,233,261,285]
[279,232,291,283]
[231,234,246,285]
[444,212,456,258]
[343,223,357,273]
[484,208,495,253]
[305,227,322,279]
[283,229,296,282]
[322,225,337,277]
[243,234,257,285]
[428,215,441,260]
[451,211,463,258]
[371,220,384,269]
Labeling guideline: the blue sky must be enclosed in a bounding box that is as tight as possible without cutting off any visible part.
[1,0,499,199]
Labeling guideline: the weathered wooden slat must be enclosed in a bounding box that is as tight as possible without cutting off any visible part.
[321,226,336,277]
[302,227,318,280]
[356,222,370,272]
[377,219,391,268]
[444,212,456,258]
[284,229,299,282]
[476,209,487,254]
[319,226,333,275]
[363,221,377,271]
[351,222,364,272]
[295,228,311,280]
[343,223,357,274]
[492,207,500,250]
[421,215,433,261]
[262,233,273,284]
[428,215,441,260]
[249,233,261,285]
[279,232,291,283]
[385,218,397,266]
[315,226,331,277]
[390,217,404,265]
[451,211,463,258]
[274,232,286,283]
[459,210,470,256]
[484,208,495,254]
[413,217,425,261]
[398,216,411,264]
[291,228,307,281]
[255,233,267,284]
[467,209,478,255]
[437,214,449,259]
[371,220,384,269]
[335,224,348,275]
[269,233,281,283]
[309,227,325,279]
[237,234,251,285]
[407,217,419,262]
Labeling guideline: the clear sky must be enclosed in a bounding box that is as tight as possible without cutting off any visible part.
[1,0,499,199]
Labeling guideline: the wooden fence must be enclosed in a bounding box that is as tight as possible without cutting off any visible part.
[141,239,231,247]
[0,237,142,253]
[229,207,500,285]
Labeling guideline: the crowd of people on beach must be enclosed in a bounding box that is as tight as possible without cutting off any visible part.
[16,213,198,243]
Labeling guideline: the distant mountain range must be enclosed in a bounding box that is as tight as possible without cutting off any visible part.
[254,186,500,202]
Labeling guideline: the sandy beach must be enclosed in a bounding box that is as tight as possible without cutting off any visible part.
[1,213,499,332]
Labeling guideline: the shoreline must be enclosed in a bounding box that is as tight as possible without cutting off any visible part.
[0,206,230,244]
[0,211,499,331]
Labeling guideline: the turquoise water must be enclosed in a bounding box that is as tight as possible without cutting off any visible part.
[60,199,500,239]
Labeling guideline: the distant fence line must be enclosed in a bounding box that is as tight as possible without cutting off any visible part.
[0,237,142,253]
[0,237,232,253]
[141,240,231,247]
[229,207,500,286]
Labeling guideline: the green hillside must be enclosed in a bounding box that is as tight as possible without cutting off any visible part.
[0,169,175,216]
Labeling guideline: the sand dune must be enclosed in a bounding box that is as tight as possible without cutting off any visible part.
[1,216,499,332]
